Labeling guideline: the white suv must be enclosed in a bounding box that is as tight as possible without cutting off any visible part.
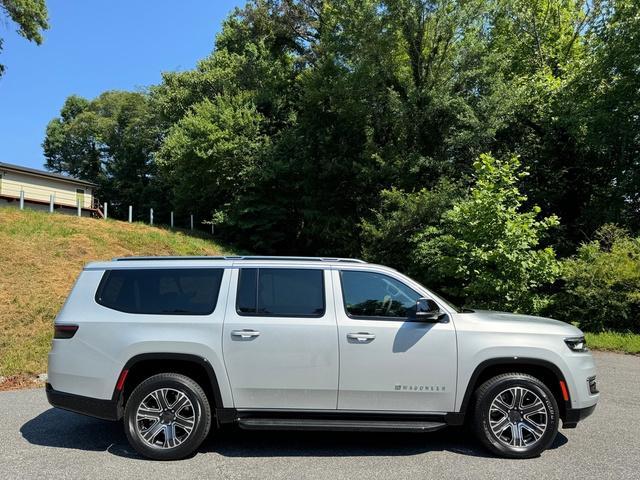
[47,256,599,460]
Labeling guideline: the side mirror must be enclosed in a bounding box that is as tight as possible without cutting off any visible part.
[415,298,441,322]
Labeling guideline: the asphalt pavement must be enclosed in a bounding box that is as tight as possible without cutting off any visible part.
[0,351,637,479]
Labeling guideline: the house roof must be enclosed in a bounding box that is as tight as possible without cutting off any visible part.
[0,161,97,187]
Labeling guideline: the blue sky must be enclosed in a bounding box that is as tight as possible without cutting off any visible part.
[0,0,243,169]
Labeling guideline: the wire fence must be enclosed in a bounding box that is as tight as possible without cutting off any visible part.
[104,203,207,233]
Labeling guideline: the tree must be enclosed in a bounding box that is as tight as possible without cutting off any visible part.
[40,0,640,272]
[43,95,102,181]
[559,0,640,235]
[0,0,49,76]
[361,180,462,275]
[153,0,302,244]
[413,154,560,313]
[214,0,510,254]
[157,93,267,219]
[43,91,165,219]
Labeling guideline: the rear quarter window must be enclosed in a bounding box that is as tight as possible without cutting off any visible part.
[95,268,224,315]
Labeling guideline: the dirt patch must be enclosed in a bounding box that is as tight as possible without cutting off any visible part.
[0,374,45,391]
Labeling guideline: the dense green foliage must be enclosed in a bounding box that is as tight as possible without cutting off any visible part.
[364,154,560,313]
[361,180,462,278]
[415,155,560,313]
[0,0,48,76]
[43,1,640,329]
[551,226,640,333]
[44,91,166,220]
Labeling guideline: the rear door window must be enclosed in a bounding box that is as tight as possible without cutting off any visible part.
[96,268,223,315]
[236,268,325,317]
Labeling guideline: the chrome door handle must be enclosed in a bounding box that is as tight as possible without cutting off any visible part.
[347,332,376,342]
[231,329,261,338]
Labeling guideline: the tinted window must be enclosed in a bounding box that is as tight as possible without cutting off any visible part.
[340,270,421,319]
[96,268,223,315]
[236,268,325,316]
[236,268,258,314]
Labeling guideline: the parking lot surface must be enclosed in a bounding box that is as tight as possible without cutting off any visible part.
[0,351,637,479]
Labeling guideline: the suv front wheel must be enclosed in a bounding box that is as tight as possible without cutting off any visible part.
[472,373,559,458]
[124,372,212,460]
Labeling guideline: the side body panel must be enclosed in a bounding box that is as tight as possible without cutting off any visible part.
[221,267,339,409]
[47,262,234,406]
[332,268,458,413]
[453,313,599,411]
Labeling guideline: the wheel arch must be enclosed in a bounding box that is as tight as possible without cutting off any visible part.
[112,353,224,419]
[457,357,569,423]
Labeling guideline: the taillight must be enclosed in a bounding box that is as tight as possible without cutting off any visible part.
[54,324,78,339]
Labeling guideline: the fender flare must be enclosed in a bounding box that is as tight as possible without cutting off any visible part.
[457,357,568,418]
[111,352,224,409]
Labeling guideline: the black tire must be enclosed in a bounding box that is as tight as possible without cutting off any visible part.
[124,373,212,460]
[472,373,559,459]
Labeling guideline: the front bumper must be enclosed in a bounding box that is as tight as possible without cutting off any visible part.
[46,383,121,421]
[562,404,597,429]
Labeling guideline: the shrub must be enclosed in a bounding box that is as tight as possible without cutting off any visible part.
[551,225,640,332]
[413,154,560,313]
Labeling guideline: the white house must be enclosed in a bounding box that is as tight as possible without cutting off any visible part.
[0,162,100,217]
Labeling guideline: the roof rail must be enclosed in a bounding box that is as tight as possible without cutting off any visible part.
[112,255,367,264]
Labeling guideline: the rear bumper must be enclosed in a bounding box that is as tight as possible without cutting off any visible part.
[562,404,597,429]
[46,383,120,421]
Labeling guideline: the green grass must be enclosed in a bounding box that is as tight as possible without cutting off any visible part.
[585,331,640,355]
[0,207,235,376]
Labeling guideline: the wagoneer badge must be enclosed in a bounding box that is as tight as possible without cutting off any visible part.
[395,385,446,392]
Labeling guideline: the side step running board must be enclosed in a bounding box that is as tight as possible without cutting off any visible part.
[238,418,447,433]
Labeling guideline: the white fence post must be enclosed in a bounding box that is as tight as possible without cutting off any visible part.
[19,190,24,210]
[49,194,54,213]
[104,202,108,219]
[128,205,133,223]
[190,214,194,230]
[170,211,174,228]
[77,198,81,217]
[150,208,154,225]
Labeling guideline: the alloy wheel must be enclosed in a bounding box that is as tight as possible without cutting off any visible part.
[488,386,548,448]
[135,388,196,449]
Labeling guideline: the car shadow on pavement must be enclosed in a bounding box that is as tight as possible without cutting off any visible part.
[205,425,568,459]
[21,409,568,461]
[20,408,137,457]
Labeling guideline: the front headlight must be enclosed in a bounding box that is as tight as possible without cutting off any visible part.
[565,336,588,352]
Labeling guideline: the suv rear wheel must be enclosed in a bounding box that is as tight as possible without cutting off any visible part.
[124,372,212,460]
[472,373,559,458]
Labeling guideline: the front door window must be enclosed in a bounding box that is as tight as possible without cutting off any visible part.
[340,270,421,319]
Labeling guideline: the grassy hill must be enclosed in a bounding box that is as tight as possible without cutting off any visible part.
[0,207,233,378]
